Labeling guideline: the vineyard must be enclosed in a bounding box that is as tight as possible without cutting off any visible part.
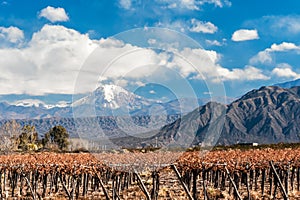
[0,147,300,199]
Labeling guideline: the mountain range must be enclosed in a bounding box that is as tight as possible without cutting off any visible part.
[0,84,231,120]
[0,84,232,138]
[111,86,300,147]
[1,82,300,147]
[154,86,300,146]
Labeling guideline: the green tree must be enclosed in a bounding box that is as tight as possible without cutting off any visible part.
[18,125,38,151]
[43,125,69,151]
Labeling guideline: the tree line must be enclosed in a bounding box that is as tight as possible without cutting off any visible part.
[0,120,69,152]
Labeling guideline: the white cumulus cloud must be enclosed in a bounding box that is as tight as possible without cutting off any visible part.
[217,65,269,81]
[0,26,24,44]
[250,51,272,65]
[168,48,268,82]
[0,24,269,95]
[231,29,259,42]
[0,24,99,95]
[271,63,300,79]
[39,6,69,23]
[269,42,300,52]
[250,42,300,64]
[189,18,218,34]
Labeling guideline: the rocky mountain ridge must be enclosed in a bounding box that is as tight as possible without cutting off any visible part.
[153,86,300,146]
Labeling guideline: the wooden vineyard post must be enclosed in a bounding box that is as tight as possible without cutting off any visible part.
[273,168,278,197]
[246,164,251,200]
[297,167,300,191]
[192,169,199,200]
[246,164,252,200]
[112,174,122,200]
[269,167,273,196]
[151,171,159,200]
[59,174,72,200]
[11,170,18,197]
[151,172,156,200]
[20,172,24,197]
[42,174,47,198]
[70,176,76,199]
[122,172,129,190]
[249,169,253,190]
[0,171,2,199]
[93,168,111,200]
[82,173,88,197]
[286,163,290,196]
[32,170,38,195]
[54,172,58,193]
[233,172,240,199]
[75,176,81,199]
[261,168,266,195]
[220,171,226,191]
[291,167,295,191]
[3,169,6,197]
[202,166,208,200]
[133,170,151,200]
[118,173,123,196]
[224,165,242,200]
[22,173,36,200]
[170,164,194,200]
[269,161,289,200]
[254,169,259,190]
[111,174,115,200]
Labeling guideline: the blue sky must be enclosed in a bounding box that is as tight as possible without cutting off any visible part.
[1,0,300,103]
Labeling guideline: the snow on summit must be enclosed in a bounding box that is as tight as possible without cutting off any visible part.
[102,85,128,103]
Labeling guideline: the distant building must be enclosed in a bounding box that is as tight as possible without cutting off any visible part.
[237,142,258,146]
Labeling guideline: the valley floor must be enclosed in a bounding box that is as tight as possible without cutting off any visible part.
[0,146,300,199]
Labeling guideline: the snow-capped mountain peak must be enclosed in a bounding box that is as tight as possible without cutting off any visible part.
[96,84,134,103]
[13,99,45,107]
[72,84,153,116]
